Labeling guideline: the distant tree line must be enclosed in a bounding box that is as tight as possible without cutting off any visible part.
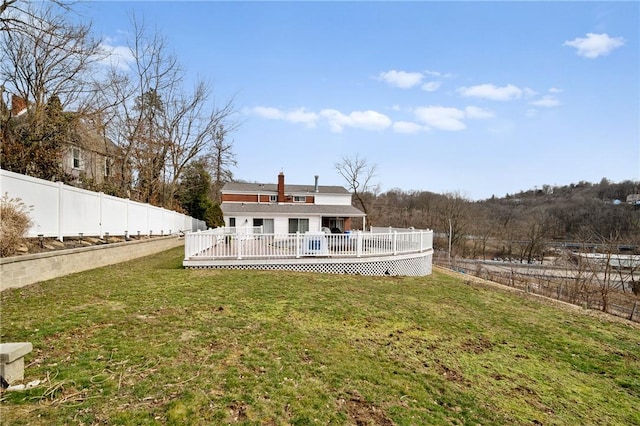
[0,1,234,227]
[350,176,640,262]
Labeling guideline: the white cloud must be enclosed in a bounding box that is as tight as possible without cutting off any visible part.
[283,108,319,126]
[549,87,563,93]
[421,81,441,92]
[97,40,135,71]
[378,70,424,89]
[251,106,285,120]
[320,109,392,132]
[414,106,466,131]
[393,121,425,134]
[424,70,442,77]
[529,95,560,108]
[249,107,318,127]
[564,33,625,58]
[457,84,524,101]
[465,106,494,119]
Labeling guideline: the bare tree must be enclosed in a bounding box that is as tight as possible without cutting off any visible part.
[435,191,472,259]
[163,85,235,207]
[572,228,623,313]
[1,0,73,34]
[0,2,106,181]
[335,155,378,222]
[91,16,235,206]
[1,3,103,116]
[207,124,237,204]
[520,208,551,264]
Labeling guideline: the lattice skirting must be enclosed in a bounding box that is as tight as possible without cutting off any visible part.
[184,251,433,276]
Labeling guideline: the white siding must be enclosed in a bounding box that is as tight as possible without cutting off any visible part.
[226,214,324,234]
[314,194,352,205]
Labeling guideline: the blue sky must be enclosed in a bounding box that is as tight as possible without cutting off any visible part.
[80,1,638,200]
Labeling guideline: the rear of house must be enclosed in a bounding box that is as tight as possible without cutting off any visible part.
[221,173,366,234]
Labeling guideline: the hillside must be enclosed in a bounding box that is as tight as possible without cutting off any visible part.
[362,179,640,262]
[1,247,638,425]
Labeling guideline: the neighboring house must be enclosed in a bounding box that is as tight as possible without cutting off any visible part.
[221,172,366,234]
[9,95,122,187]
[626,194,640,205]
[61,119,121,186]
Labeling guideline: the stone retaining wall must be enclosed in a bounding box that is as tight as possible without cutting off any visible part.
[1,236,184,291]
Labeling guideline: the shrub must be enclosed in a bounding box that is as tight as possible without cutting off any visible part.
[0,193,33,257]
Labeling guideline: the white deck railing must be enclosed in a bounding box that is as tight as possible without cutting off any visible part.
[185,228,433,260]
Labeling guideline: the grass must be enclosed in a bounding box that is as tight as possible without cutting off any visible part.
[1,247,639,425]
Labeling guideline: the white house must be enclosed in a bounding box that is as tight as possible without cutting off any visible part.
[220,172,366,234]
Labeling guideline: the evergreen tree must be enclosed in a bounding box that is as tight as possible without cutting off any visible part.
[177,159,223,227]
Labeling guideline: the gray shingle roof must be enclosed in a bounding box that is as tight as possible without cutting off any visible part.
[222,181,350,195]
[221,203,366,217]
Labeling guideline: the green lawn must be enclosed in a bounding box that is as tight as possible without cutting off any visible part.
[1,247,638,425]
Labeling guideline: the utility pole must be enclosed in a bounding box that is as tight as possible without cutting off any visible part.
[448,218,452,267]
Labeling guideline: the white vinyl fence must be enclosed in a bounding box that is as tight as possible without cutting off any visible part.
[1,169,206,240]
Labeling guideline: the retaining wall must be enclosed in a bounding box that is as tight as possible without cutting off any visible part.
[1,236,184,291]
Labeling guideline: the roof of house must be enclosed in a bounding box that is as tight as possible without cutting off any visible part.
[221,203,366,217]
[222,181,350,195]
[8,99,120,158]
[73,120,120,157]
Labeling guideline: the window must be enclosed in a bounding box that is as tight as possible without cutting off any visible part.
[269,195,277,202]
[253,218,274,233]
[72,148,82,169]
[229,217,236,228]
[293,196,306,203]
[288,218,309,233]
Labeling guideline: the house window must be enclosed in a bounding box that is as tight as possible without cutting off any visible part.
[269,195,277,202]
[253,218,274,233]
[229,217,236,228]
[72,148,82,169]
[288,218,309,233]
[293,196,306,203]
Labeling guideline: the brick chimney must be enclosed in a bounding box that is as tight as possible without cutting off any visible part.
[277,172,285,202]
[11,95,27,115]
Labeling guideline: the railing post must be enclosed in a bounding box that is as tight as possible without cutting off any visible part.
[357,231,363,258]
[296,232,301,258]
[238,234,243,259]
[393,231,398,255]
[420,231,424,252]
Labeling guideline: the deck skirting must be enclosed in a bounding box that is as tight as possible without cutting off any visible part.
[184,250,433,276]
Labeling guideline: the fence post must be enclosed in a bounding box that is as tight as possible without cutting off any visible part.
[99,192,104,239]
[296,232,301,258]
[57,181,64,242]
[630,300,638,321]
[356,231,363,258]
[237,234,243,260]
